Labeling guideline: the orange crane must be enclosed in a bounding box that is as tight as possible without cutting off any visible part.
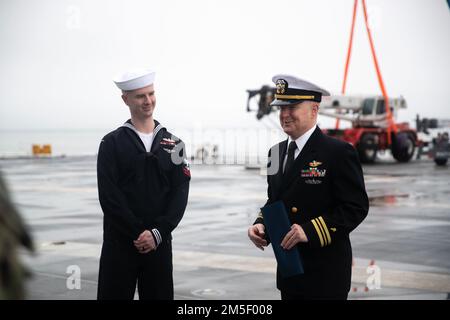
[337,0,397,144]
[246,0,419,163]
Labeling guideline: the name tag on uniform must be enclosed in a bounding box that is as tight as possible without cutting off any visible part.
[305,179,322,185]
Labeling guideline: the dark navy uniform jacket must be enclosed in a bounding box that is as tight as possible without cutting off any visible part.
[97,120,190,247]
[255,126,368,296]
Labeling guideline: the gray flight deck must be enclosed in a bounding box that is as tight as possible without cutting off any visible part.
[1,155,449,300]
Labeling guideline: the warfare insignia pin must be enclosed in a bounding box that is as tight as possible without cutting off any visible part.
[276,79,287,94]
[309,160,322,167]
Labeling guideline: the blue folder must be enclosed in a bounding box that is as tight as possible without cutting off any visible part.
[261,201,304,278]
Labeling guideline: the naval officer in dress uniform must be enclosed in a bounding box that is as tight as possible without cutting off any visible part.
[248,75,369,300]
[97,68,191,300]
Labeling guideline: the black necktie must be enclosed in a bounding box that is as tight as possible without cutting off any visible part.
[284,141,297,176]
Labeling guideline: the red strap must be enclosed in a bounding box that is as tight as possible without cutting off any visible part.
[362,0,397,142]
[342,0,358,96]
[336,0,358,130]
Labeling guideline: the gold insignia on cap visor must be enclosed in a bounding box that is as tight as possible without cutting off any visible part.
[276,79,287,94]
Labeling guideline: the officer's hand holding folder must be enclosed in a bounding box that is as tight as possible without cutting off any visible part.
[261,201,304,278]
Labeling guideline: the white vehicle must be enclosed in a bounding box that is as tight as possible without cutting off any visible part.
[320,95,408,128]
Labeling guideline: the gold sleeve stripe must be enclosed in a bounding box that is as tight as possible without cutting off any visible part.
[311,219,325,247]
[314,218,328,246]
[318,216,331,245]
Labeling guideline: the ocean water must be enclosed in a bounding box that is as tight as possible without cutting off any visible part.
[0,127,286,165]
[0,129,106,157]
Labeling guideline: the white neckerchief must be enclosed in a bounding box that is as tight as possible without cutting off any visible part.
[283,124,317,170]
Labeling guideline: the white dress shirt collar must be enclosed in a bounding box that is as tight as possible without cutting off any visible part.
[287,124,317,159]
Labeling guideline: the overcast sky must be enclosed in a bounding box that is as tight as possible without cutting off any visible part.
[0,0,449,131]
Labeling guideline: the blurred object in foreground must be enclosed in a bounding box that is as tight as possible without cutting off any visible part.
[0,172,34,299]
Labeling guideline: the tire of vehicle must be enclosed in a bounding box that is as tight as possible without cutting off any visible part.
[392,132,416,162]
[357,133,378,164]
[434,158,448,166]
